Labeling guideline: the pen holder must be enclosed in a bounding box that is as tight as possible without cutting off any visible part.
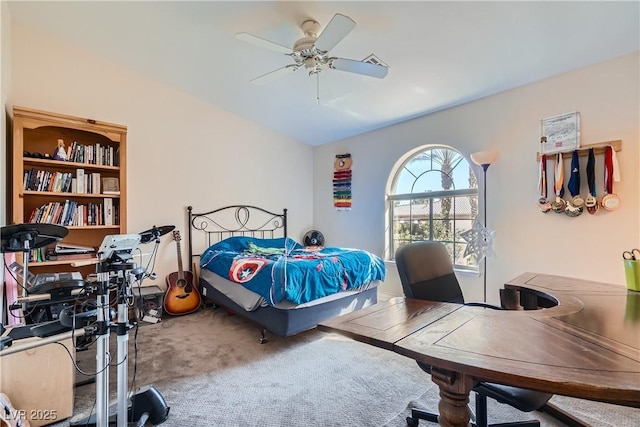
[624,260,640,292]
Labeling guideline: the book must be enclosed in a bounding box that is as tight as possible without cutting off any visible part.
[102,176,120,195]
[60,200,70,226]
[46,252,97,261]
[92,172,101,194]
[55,242,96,254]
[76,168,85,193]
[104,197,113,226]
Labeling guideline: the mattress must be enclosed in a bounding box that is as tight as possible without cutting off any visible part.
[200,268,379,312]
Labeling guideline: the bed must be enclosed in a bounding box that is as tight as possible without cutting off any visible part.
[187,205,384,342]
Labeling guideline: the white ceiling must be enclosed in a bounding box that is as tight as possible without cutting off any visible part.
[7,1,640,146]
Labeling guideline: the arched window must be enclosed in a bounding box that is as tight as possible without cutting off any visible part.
[387,145,479,272]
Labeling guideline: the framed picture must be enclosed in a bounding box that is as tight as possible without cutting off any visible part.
[101,177,120,195]
[540,111,580,154]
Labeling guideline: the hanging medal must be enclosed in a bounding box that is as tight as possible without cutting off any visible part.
[585,148,599,215]
[550,153,566,213]
[565,150,583,217]
[601,145,620,211]
[537,154,551,213]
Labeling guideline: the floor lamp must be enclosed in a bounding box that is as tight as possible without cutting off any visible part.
[470,150,499,303]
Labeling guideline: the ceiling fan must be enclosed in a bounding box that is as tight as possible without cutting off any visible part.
[236,13,389,87]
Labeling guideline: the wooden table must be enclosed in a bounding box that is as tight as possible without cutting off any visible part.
[318,273,640,427]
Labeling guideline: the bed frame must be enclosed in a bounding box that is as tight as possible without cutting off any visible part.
[187,205,378,343]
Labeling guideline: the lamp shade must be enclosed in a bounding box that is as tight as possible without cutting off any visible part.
[470,150,499,167]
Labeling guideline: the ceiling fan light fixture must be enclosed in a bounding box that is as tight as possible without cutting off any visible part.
[293,37,316,52]
[301,20,321,37]
[237,13,389,88]
[304,57,317,70]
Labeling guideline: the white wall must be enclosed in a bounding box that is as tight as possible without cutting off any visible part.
[11,23,314,283]
[1,2,12,311]
[314,53,640,304]
[1,1,12,227]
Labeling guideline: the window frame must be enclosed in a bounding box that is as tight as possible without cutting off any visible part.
[386,145,479,273]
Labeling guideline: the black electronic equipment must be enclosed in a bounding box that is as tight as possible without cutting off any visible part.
[1,223,68,253]
[58,305,98,328]
[70,385,170,427]
[5,325,33,340]
[69,232,169,427]
[303,229,325,247]
[1,223,70,322]
[30,320,72,338]
[0,336,12,350]
[28,273,86,300]
[129,385,170,425]
[138,225,175,244]
[97,233,141,264]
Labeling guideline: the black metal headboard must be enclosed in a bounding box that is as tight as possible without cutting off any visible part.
[187,205,288,264]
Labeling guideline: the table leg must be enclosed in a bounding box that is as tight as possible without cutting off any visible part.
[431,367,474,427]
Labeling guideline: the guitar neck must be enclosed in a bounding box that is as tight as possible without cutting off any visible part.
[176,237,184,280]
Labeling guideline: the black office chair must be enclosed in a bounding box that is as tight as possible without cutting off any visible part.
[395,241,553,427]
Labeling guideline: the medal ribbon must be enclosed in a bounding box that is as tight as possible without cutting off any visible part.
[538,154,547,199]
[568,150,580,198]
[605,146,614,194]
[587,148,596,197]
[611,145,620,182]
[554,153,564,198]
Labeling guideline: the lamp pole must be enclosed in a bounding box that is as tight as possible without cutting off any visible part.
[481,163,489,303]
[470,149,498,304]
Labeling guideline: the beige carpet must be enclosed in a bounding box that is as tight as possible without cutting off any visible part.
[49,308,638,426]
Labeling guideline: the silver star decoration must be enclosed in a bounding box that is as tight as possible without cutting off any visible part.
[461,219,496,262]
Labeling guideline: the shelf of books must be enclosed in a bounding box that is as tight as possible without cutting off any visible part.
[10,106,127,277]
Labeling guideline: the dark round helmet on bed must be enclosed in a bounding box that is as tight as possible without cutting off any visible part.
[303,230,325,247]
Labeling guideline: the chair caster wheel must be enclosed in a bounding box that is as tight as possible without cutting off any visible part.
[259,328,269,344]
[406,416,419,426]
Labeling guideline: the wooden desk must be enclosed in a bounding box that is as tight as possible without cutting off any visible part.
[318,273,640,427]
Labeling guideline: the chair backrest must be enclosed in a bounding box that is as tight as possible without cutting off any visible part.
[395,241,465,303]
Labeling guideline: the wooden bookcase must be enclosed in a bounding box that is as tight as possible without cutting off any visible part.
[9,106,127,277]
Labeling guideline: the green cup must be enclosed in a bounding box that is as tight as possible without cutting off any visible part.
[624,260,640,292]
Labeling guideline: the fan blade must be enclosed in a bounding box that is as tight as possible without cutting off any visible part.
[250,65,299,86]
[330,58,389,79]
[314,13,356,53]
[235,32,292,54]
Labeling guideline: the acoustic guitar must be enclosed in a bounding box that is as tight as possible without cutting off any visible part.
[164,230,201,316]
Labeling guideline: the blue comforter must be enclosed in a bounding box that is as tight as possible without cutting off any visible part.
[200,236,386,306]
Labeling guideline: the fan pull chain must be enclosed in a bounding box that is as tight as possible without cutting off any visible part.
[316,73,320,105]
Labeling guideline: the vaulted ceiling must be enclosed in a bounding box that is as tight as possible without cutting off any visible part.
[7,1,639,146]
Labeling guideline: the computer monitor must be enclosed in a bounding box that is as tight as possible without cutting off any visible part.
[97,234,141,263]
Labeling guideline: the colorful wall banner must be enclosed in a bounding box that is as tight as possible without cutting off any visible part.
[333,153,352,210]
